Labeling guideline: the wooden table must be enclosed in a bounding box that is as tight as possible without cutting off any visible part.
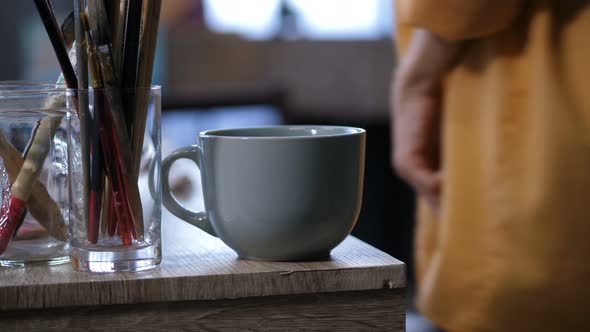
[0,213,405,331]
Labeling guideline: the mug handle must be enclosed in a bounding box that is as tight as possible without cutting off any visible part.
[162,145,217,236]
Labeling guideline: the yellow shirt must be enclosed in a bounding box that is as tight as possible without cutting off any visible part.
[396,1,590,331]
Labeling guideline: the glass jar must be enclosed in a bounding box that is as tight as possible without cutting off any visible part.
[0,82,70,266]
[68,86,161,272]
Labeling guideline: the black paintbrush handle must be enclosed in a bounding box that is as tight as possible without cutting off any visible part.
[33,0,78,89]
[122,0,143,128]
[122,0,142,90]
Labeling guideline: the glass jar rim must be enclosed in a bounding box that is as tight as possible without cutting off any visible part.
[67,85,161,92]
[0,80,59,85]
[0,80,67,96]
[0,89,66,97]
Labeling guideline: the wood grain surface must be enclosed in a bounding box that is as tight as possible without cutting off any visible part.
[0,213,405,311]
[0,289,405,331]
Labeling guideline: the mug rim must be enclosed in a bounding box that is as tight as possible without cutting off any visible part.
[199,125,365,140]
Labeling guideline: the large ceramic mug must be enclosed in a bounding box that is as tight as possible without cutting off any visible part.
[162,126,366,261]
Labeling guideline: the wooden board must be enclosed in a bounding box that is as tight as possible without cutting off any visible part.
[0,213,405,311]
[0,289,405,331]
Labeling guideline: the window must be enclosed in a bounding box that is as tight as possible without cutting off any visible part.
[204,0,394,40]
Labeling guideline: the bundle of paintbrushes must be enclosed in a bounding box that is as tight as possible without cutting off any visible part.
[73,0,161,246]
[8,0,162,250]
[0,0,161,258]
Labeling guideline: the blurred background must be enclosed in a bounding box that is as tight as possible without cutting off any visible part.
[0,1,430,329]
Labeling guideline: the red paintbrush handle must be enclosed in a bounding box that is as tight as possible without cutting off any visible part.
[109,125,138,241]
[92,90,136,246]
[98,131,131,241]
[0,196,27,255]
[96,109,134,245]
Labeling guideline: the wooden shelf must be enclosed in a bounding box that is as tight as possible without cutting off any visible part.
[0,212,405,330]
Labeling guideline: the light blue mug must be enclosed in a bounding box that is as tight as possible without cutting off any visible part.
[162,126,366,261]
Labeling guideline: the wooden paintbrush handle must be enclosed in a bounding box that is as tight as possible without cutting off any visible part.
[11,117,62,201]
[0,131,68,242]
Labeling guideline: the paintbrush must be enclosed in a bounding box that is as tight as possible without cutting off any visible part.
[131,0,161,174]
[84,2,144,242]
[34,0,77,90]
[106,0,127,78]
[73,0,94,241]
[103,0,129,77]
[62,7,103,244]
[99,0,122,239]
[77,8,106,244]
[121,0,142,125]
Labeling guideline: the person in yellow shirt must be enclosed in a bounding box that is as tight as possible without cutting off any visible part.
[392,1,590,331]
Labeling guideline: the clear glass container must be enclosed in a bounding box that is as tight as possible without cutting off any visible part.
[0,82,70,267]
[68,86,161,272]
